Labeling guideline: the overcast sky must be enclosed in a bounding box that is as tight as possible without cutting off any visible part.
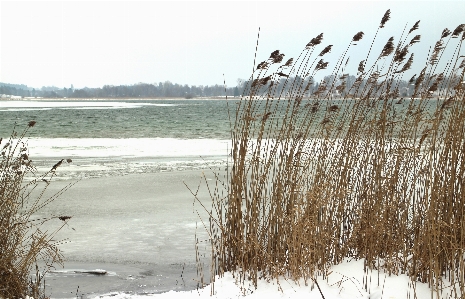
[1,0,464,89]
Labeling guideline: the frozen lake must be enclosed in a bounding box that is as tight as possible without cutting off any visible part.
[34,170,221,298]
[0,99,233,298]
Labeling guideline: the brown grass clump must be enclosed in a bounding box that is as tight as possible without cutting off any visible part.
[1,124,74,298]
[194,9,465,298]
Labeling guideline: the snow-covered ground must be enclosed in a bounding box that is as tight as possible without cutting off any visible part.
[92,259,451,299]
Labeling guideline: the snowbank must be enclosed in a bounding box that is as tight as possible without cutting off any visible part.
[92,259,449,299]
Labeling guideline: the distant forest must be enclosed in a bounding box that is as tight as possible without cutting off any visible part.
[0,74,450,99]
[0,81,241,98]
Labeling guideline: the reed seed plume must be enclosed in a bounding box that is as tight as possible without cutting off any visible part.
[318,45,333,56]
[380,36,395,57]
[284,58,294,67]
[428,72,445,93]
[394,45,409,63]
[352,31,364,42]
[414,66,426,95]
[379,9,391,28]
[396,53,414,73]
[51,159,64,171]
[256,61,269,70]
[306,33,323,48]
[269,50,285,64]
[409,34,421,46]
[441,28,451,39]
[408,20,420,34]
[452,24,464,37]
[315,59,329,71]
[357,60,365,73]
[430,40,445,65]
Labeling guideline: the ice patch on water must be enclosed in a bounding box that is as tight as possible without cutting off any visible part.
[3,107,53,111]
[25,138,230,158]
[18,137,231,180]
[25,156,229,181]
[149,103,182,107]
[49,269,112,276]
[0,100,186,111]
[0,100,183,111]
[19,138,231,179]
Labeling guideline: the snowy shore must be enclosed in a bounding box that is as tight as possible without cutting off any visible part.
[92,259,444,299]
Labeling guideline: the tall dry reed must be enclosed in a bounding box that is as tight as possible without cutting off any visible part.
[195,10,465,298]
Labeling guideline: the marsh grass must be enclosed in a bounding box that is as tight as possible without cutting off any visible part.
[194,10,465,298]
[0,123,75,298]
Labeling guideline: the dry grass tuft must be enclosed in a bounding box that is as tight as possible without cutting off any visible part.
[1,124,75,298]
[194,9,465,298]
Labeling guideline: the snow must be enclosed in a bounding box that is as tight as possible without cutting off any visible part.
[91,259,448,299]
[25,138,230,158]
[0,100,183,110]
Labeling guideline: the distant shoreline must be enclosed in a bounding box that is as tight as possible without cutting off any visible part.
[1,96,235,101]
[0,96,445,101]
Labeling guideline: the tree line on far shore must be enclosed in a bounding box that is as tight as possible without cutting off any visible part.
[0,81,242,99]
[0,73,452,99]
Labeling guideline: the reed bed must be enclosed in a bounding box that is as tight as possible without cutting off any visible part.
[196,10,465,298]
[0,123,74,298]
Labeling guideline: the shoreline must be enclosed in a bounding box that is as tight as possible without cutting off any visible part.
[1,96,446,102]
[1,96,235,101]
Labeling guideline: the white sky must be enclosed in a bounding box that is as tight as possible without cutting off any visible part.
[0,0,464,89]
